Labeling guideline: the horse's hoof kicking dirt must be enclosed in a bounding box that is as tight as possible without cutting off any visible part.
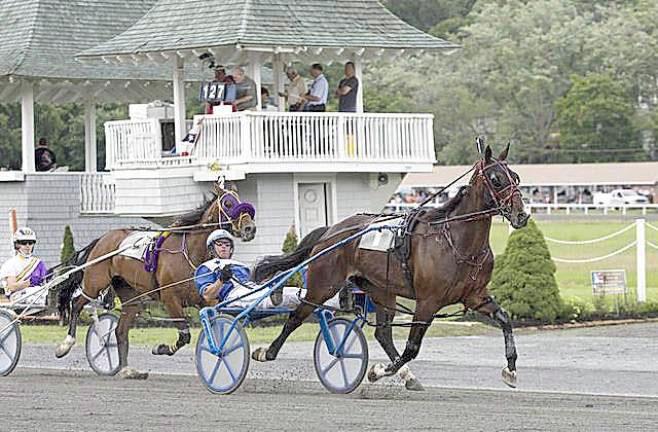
[118,367,149,380]
[252,347,269,362]
[502,367,517,388]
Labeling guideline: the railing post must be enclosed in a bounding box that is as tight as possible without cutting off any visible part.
[337,115,346,160]
[636,218,646,303]
[240,113,252,162]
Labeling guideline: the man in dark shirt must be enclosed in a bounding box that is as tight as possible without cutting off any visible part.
[336,62,359,113]
[34,138,57,171]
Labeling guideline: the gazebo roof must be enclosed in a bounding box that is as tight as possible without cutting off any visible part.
[0,0,205,103]
[80,0,458,62]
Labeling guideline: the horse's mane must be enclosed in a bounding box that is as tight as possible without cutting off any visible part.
[172,193,217,227]
[426,186,469,220]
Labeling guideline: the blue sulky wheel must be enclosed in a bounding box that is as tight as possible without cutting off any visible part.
[85,313,120,376]
[314,318,368,394]
[0,308,22,377]
[195,315,250,395]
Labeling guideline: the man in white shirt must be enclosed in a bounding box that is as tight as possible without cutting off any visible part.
[302,63,328,112]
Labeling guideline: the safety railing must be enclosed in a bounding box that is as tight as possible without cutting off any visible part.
[80,173,115,214]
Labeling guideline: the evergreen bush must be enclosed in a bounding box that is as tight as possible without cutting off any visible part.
[282,226,303,288]
[490,219,563,322]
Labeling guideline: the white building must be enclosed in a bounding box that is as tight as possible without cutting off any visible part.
[1,0,457,265]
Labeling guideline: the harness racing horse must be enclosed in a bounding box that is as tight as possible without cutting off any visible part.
[253,143,529,390]
[55,183,257,379]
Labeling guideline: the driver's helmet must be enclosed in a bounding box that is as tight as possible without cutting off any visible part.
[206,229,235,250]
[13,227,37,257]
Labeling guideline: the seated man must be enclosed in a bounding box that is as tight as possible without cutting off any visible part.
[0,227,48,307]
[195,229,339,310]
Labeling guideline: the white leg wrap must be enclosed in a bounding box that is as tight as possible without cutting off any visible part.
[372,363,387,379]
[398,365,416,382]
[63,335,75,346]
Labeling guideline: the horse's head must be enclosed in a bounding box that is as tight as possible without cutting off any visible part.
[472,141,529,229]
[205,181,257,241]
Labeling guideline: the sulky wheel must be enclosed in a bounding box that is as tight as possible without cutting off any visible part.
[0,308,22,377]
[85,313,120,376]
[314,317,368,394]
[195,315,250,395]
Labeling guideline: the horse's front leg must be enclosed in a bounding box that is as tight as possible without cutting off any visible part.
[115,303,148,379]
[152,298,190,356]
[369,291,424,391]
[474,297,517,388]
[368,306,433,383]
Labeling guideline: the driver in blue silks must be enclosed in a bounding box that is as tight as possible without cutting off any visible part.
[194,229,340,310]
[194,229,283,308]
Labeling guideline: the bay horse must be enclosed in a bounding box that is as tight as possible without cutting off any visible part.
[253,143,529,389]
[55,182,257,379]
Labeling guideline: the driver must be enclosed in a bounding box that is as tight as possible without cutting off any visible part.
[195,229,339,310]
[0,227,49,307]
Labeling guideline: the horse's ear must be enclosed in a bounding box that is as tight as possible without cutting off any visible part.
[475,136,485,155]
[225,180,238,192]
[498,141,510,161]
[484,145,492,163]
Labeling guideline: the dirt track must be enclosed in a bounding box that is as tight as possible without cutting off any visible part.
[4,368,658,432]
[3,322,658,431]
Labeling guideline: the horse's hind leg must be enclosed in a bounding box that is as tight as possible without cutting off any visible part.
[473,297,517,388]
[252,302,315,362]
[152,296,190,356]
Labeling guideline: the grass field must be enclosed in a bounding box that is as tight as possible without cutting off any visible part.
[489,219,658,302]
[20,320,494,346]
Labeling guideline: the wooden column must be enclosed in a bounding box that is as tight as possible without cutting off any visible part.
[84,101,97,172]
[173,56,187,145]
[21,81,35,173]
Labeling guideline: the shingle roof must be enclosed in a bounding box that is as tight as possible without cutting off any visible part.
[0,0,165,80]
[402,162,658,187]
[80,0,458,58]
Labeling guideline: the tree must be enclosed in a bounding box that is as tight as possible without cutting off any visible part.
[489,219,563,322]
[556,73,643,162]
[60,225,75,264]
[282,225,303,288]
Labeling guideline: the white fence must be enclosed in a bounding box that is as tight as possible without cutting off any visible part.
[384,202,658,215]
[105,112,436,169]
[80,173,115,214]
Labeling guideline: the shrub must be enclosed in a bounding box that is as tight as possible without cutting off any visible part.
[282,225,303,288]
[60,225,75,264]
[490,219,563,322]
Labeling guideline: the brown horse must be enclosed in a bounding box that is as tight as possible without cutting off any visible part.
[55,183,257,379]
[252,143,529,390]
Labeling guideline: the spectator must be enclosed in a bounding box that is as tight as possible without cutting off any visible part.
[261,87,278,111]
[35,138,57,172]
[232,67,257,111]
[279,67,307,112]
[302,63,328,112]
[336,61,359,113]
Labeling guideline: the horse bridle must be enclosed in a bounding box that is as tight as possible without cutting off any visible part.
[216,190,254,234]
[473,158,522,219]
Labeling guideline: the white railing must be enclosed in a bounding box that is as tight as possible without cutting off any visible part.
[383,202,658,215]
[525,203,658,216]
[80,173,115,214]
[105,112,436,169]
[105,119,160,169]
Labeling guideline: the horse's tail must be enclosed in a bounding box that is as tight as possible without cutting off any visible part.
[253,226,329,283]
[56,237,101,319]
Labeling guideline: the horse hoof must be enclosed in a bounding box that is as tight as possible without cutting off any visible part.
[151,344,171,356]
[118,367,149,380]
[405,378,425,391]
[252,347,270,362]
[367,363,386,383]
[55,335,75,358]
[502,367,517,388]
